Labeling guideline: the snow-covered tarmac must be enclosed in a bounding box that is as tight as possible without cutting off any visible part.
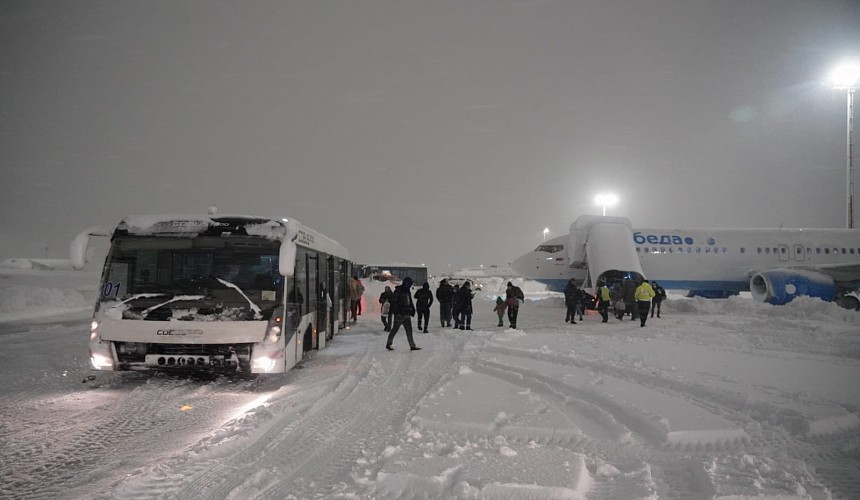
[1,273,858,499]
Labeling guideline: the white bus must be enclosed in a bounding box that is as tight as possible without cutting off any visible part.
[87,213,352,375]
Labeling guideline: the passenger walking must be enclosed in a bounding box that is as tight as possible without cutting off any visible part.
[651,281,667,318]
[378,285,394,332]
[635,279,656,327]
[611,282,625,320]
[456,281,474,330]
[597,281,611,323]
[493,297,507,327]
[622,277,638,321]
[563,278,580,324]
[348,276,364,323]
[414,282,434,333]
[505,281,525,329]
[435,279,454,327]
[577,293,587,321]
[451,284,462,329]
[385,277,421,351]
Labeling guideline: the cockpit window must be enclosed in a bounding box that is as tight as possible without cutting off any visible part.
[536,244,564,253]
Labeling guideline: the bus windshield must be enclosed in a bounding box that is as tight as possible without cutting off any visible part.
[98,235,282,321]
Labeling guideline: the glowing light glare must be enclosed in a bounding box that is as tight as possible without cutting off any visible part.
[90,353,113,370]
[230,393,274,421]
[179,404,194,412]
[829,62,860,90]
[594,193,618,206]
[594,193,619,216]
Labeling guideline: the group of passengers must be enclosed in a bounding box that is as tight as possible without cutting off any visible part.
[564,276,666,327]
[377,278,526,350]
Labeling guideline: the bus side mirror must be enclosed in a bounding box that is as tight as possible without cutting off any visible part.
[279,240,297,277]
[70,225,111,270]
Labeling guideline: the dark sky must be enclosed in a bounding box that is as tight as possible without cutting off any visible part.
[2,0,859,275]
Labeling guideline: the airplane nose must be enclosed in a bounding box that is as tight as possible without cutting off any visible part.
[510,253,531,276]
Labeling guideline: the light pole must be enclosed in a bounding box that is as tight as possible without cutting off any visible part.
[829,61,860,228]
[594,193,618,217]
[542,227,549,241]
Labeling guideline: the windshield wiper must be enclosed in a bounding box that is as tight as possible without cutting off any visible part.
[141,295,206,319]
[104,293,166,310]
[215,278,263,320]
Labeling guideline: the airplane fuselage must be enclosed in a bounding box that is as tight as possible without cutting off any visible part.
[512,226,860,296]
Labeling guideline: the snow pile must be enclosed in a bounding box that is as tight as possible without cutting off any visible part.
[0,284,91,321]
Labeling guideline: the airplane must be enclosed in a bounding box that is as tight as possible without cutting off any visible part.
[510,215,860,310]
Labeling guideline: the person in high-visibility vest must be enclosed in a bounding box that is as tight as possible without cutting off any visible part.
[635,279,656,327]
[597,281,612,323]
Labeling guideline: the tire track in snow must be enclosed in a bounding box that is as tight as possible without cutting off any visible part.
[0,378,207,499]
[107,333,468,499]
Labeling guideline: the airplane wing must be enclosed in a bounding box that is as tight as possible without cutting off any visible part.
[802,262,860,284]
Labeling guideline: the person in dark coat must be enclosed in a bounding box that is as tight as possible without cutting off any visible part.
[505,281,524,329]
[385,277,421,351]
[611,282,624,320]
[378,285,394,332]
[435,279,454,327]
[414,282,434,333]
[563,278,581,324]
[451,284,462,329]
[622,277,638,321]
[651,281,667,318]
[455,281,474,330]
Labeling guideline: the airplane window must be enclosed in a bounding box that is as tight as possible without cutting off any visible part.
[851,248,856,255]
[825,248,830,254]
[816,248,821,254]
[536,244,564,253]
[636,247,641,252]
[740,247,745,253]
[780,247,786,254]
[723,247,728,253]
[841,248,847,254]
[765,248,770,254]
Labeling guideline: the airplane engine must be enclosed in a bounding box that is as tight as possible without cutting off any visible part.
[749,269,836,305]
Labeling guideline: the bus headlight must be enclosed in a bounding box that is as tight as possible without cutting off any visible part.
[263,313,284,345]
[90,350,114,370]
[252,356,277,372]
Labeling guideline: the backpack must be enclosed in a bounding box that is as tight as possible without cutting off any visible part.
[514,286,524,301]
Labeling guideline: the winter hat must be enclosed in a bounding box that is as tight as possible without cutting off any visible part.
[507,282,513,287]
[441,279,448,284]
[496,296,503,302]
[422,282,430,289]
[402,277,414,288]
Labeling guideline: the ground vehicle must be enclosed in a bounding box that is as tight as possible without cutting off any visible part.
[445,277,482,291]
[837,291,860,311]
[87,213,352,375]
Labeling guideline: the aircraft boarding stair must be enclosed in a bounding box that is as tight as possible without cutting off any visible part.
[568,215,644,289]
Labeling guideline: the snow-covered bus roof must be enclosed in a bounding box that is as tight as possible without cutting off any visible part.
[113,214,350,260]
